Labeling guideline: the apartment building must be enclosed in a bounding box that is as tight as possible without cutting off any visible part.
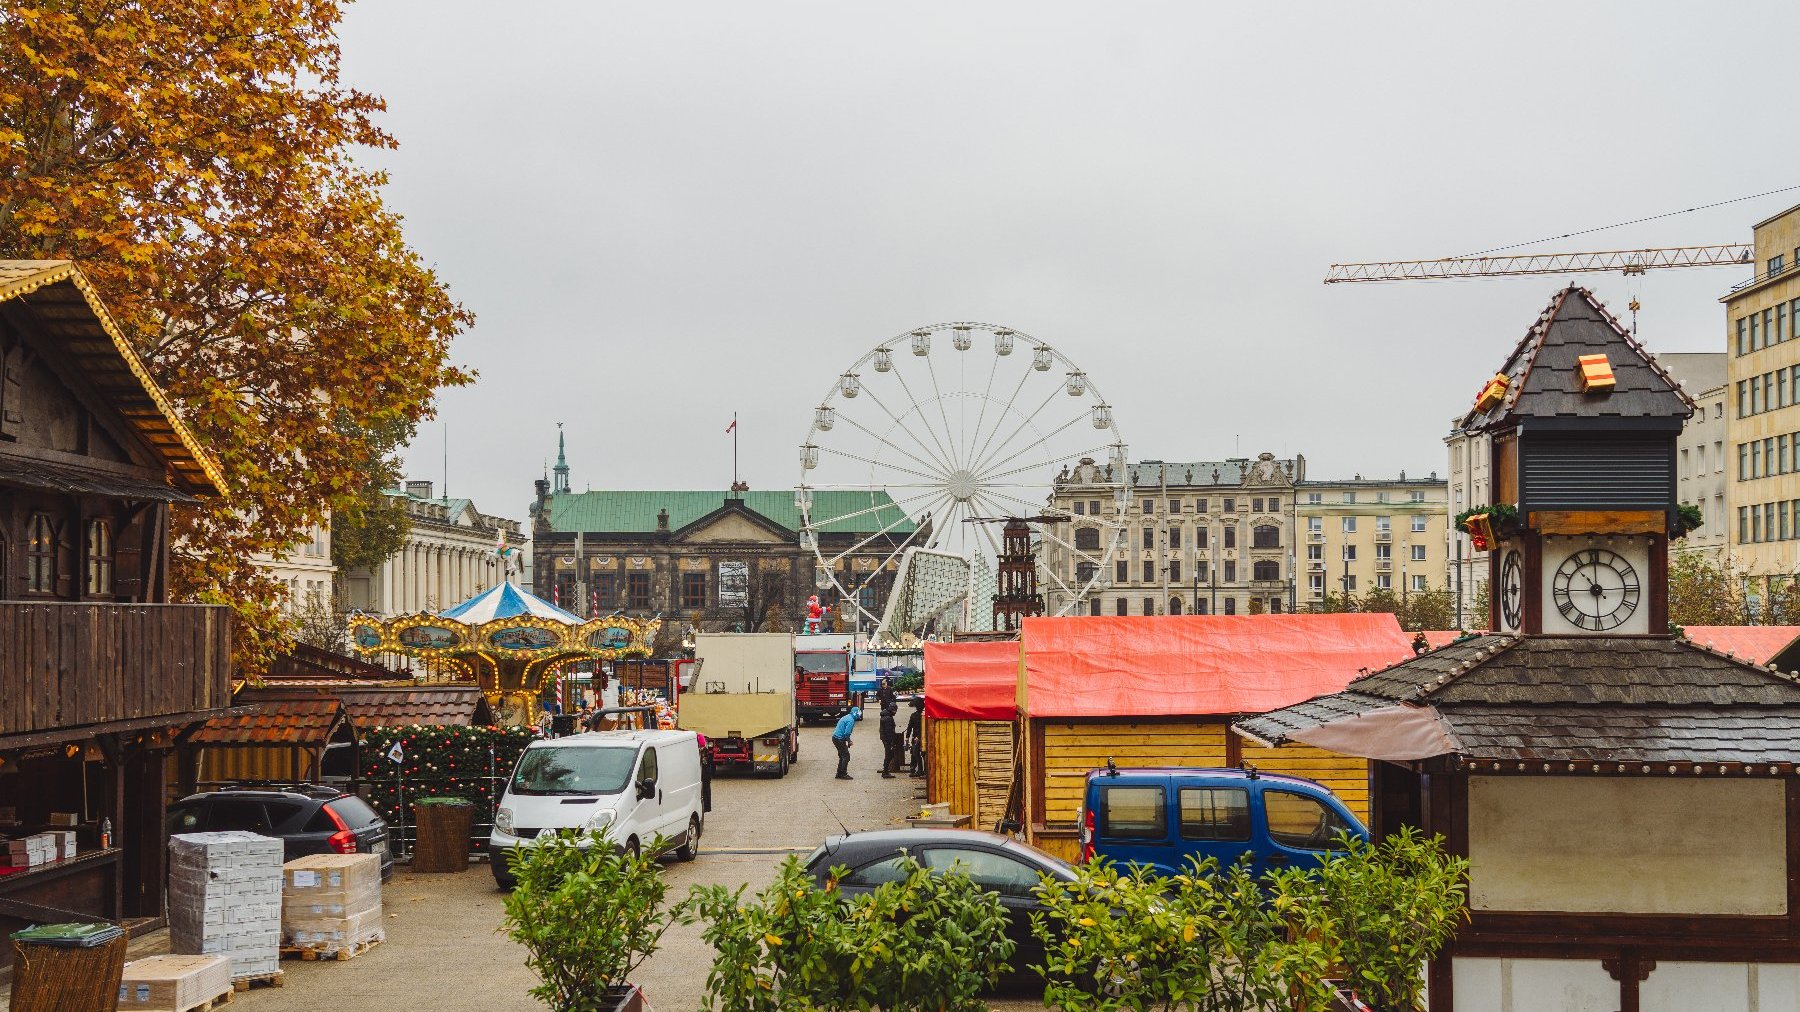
[1044,452,1304,616]
[1444,424,1491,621]
[1295,473,1450,612]
[1663,352,1729,561]
[1726,203,1800,584]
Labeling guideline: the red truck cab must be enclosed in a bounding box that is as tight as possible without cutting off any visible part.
[794,649,852,723]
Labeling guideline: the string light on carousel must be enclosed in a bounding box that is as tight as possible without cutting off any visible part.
[347,531,661,726]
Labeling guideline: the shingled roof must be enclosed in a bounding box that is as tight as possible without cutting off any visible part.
[1235,634,1800,764]
[1460,286,1696,432]
[192,693,348,746]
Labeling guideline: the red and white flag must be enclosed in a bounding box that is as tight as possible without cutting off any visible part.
[725,417,737,433]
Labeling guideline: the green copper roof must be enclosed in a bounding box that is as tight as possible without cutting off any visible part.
[544,490,918,536]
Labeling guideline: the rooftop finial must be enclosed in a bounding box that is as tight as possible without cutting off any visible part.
[552,422,570,494]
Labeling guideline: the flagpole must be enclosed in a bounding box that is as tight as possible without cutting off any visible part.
[732,411,739,489]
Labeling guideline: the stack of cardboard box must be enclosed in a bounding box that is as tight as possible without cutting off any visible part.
[281,853,384,956]
[3,833,58,868]
[168,832,284,982]
[117,954,233,1010]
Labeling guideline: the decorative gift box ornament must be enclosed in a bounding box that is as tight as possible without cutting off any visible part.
[1463,512,1496,552]
[1474,373,1509,412]
[1577,353,1616,392]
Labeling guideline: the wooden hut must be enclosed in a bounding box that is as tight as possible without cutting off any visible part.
[1015,613,1415,861]
[190,691,356,789]
[922,641,1019,831]
[0,261,237,957]
[1238,286,1800,1011]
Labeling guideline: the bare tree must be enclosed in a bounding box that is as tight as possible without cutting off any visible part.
[742,568,790,633]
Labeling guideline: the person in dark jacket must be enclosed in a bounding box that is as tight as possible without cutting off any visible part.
[832,706,861,780]
[878,701,900,778]
[905,697,924,777]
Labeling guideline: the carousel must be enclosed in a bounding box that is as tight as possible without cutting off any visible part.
[348,580,660,726]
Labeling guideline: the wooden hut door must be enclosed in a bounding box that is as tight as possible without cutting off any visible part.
[973,721,1015,833]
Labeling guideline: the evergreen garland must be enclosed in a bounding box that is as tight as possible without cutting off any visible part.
[357,724,535,853]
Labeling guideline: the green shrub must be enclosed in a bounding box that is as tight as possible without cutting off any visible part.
[501,832,673,1012]
[679,853,1014,1012]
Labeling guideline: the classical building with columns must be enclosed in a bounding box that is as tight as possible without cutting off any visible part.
[340,480,522,616]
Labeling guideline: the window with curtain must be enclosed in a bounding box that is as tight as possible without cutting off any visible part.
[85,519,113,596]
[27,514,56,594]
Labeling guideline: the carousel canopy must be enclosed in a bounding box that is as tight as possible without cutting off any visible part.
[439,581,583,625]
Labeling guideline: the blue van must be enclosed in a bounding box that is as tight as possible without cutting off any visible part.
[1077,766,1368,878]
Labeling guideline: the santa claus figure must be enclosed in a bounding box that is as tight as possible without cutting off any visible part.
[804,595,829,634]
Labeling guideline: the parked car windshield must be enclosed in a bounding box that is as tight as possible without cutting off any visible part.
[511,746,637,796]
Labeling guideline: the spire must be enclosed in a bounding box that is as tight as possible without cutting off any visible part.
[552,422,571,494]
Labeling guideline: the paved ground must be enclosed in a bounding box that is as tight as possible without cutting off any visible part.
[220,725,1032,1012]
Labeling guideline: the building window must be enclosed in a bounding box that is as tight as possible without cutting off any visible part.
[1309,574,1324,593]
[1752,313,1761,350]
[1307,544,1322,561]
[1169,526,1181,550]
[1252,560,1279,581]
[1196,499,1208,513]
[1343,575,1357,592]
[1376,573,1392,590]
[1377,491,1390,504]
[1169,498,1181,513]
[681,572,707,609]
[1077,562,1099,584]
[1738,317,1748,356]
[1411,544,1427,561]
[1776,254,1790,278]
[1269,598,1283,614]
[1224,561,1237,582]
[1252,525,1280,549]
[1143,560,1155,582]
[27,513,55,594]
[1115,597,1127,616]
[1342,516,1357,533]
[1343,545,1357,561]
[1169,560,1181,583]
[1143,597,1155,616]
[1195,598,1209,615]
[1739,380,1749,418]
[1741,507,1751,543]
[1075,527,1101,551]
[1252,498,1264,513]
[1142,498,1154,513]
[1196,527,1208,549]
[1073,501,1085,516]
[1089,500,1101,515]
[1377,515,1391,534]
[1740,443,1750,480]
[1169,597,1183,616]
[1116,560,1129,583]
[85,519,112,596]
[1411,515,1428,533]
[1222,498,1236,512]
[1197,561,1209,582]
[1089,597,1102,616]
[1410,490,1425,503]
[1308,517,1322,534]
[1376,543,1392,561]
[1223,597,1237,615]
[1223,526,1236,549]
[1142,527,1154,549]
[1343,492,1356,504]
[1307,492,1322,504]
[627,572,651,609]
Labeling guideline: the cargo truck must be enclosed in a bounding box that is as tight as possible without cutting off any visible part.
[680,633,799,777]
[794,647,853,723]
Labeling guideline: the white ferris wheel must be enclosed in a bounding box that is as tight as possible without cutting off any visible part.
[796,322,1128,636]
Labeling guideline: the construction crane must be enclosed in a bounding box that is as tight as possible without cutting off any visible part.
[1324,244,1753,284]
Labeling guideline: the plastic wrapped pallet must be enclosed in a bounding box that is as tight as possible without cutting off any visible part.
[281,853,383,955]
[168,832,283,981]
[117,954,232,1010]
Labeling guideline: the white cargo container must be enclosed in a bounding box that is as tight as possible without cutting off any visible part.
[679,633,798,776]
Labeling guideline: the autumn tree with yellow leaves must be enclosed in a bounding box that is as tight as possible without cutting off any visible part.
[0,0,471,671]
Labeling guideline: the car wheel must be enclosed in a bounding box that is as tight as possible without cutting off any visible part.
[625,837,640,861]
[674,815,702,861]
[491,858,516,891]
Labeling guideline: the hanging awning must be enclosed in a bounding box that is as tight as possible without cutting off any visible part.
[923,640,1018,721]
[1282,704,1458,761]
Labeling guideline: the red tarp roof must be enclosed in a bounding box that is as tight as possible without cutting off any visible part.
[1018,614,1416,719]
[1684,626,1800,665]
[923,640,1019,720]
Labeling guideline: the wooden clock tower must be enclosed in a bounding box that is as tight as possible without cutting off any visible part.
[1464,286,1692,636]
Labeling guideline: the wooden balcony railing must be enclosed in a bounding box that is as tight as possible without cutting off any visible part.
[0,602,233,736]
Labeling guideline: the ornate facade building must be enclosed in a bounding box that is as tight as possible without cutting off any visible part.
[1044,452,1304,617]
[526,440,917,635]
[1295,472,1450,609]
[340,480,520,616]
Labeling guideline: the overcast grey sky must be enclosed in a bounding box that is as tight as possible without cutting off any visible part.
[339,2,1800,520]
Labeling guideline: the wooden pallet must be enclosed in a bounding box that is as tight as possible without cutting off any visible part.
[279,934,382,962]
[178,988,235,1012]
[231,971,284,992]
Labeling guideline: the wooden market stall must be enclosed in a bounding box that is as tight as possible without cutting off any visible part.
[0,261,238,964]
[921,641,1019,831]
[190,691,356,790]
[1015,613,1415,861]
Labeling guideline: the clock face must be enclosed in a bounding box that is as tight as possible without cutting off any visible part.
[1499,551,1523,629]
[1551,549,1640,632]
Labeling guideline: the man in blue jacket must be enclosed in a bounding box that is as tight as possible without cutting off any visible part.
[832,706,861,780]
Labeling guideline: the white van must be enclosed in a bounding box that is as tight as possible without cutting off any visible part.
[490,729,704,888]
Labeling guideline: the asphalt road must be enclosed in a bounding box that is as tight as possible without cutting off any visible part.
[232,724,999,1012]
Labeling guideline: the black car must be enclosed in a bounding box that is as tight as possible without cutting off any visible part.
[167,785,394,880]
[803,828,1077,985]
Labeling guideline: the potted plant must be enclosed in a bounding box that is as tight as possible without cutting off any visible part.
[501,831,671,1012]
[1671,502,1705,540]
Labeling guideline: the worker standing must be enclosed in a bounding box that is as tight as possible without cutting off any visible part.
[832,706,861,781]
[878,700,900,778]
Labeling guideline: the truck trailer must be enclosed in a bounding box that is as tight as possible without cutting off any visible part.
[680,633,799,777]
